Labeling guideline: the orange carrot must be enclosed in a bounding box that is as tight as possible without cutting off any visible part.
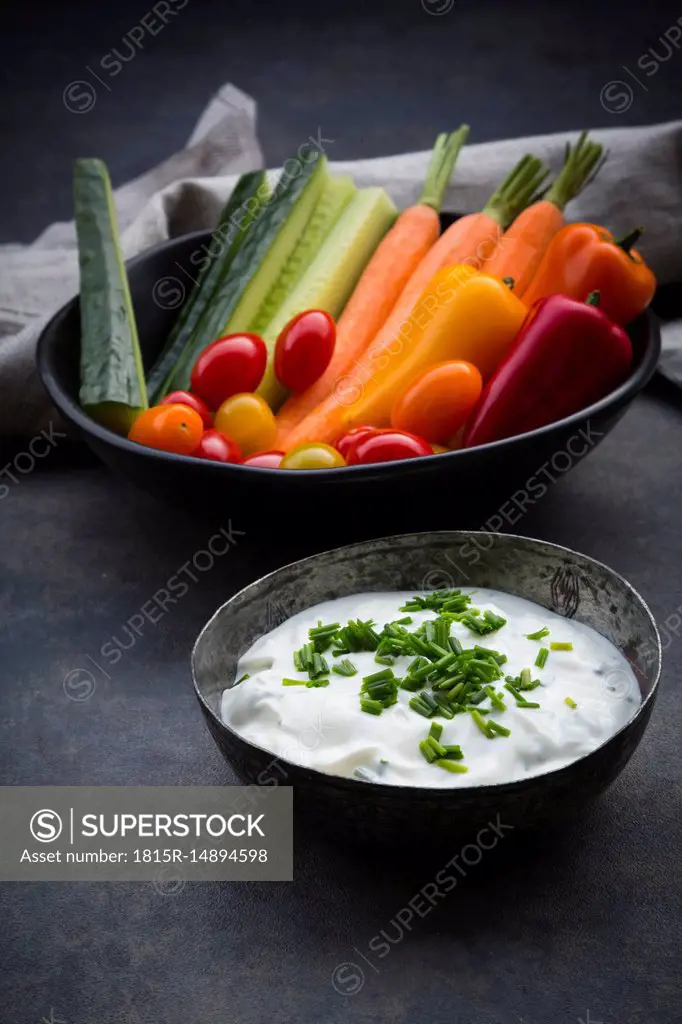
[280,154,549,451]
[274,128,469,441]
[485,132,605,297]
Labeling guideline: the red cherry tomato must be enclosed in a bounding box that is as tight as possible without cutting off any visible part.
[242,450,285,469]
[346,430,432,466]
[190,334,267,411]
[192,429,242,464]
[274,310,336,392]
[161,390,213,429]
[335,426,380,461]
[391,361,483,445]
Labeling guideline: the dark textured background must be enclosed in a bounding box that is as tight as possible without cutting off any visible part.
[1,1,681,1022]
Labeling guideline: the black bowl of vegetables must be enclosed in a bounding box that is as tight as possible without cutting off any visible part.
[37,219,661,533]
[191,531,661,846]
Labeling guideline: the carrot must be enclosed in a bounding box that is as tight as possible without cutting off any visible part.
[274,127,469,441]
[279,154,549,451]
[484,132,606,296]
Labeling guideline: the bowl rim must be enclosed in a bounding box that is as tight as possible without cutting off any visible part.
[191,529,662,796]
[37,230,662,480]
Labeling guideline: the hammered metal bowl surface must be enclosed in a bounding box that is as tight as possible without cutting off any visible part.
[192,532,661,845]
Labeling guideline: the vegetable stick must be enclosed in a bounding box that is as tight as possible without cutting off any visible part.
[274,127,469,437]
[484,132,606,297]
[279,154,548,451]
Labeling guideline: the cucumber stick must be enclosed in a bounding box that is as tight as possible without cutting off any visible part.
[257,187,398,409]
[147,169,268,404]
[247,173,356,336]
[74,159,148,435]
[170,152,329,392]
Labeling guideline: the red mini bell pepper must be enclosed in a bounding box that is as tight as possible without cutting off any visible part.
[462,292,633,448]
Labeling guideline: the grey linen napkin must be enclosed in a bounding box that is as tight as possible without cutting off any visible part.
[1,83,680,439]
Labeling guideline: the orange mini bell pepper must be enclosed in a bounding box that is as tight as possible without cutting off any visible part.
[332,265,529,435]
[522,223,656,326]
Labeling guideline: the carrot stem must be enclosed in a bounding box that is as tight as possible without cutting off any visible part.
[482,155,550,229]
[544,131,606,212]
[418,125,470,211]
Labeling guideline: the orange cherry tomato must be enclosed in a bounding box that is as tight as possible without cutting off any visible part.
[128,404,204,456]
[280,443,346,470]
[161,390,213,429]
[390,361,483,445]
[243,450,285,469]
[214,393,278,456]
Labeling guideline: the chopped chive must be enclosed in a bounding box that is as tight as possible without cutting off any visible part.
[487,719,511,737]
[310,652,329,678]
[407,655,429,675]
[380,758,389,765]
[468,688,488,706]
[442,743,464,759]
[535,647,549,669]
[400,589,472,614]
[306,677,330,688]
[374,654,395,666]
[470,708,494,738]
[429,722,443,741]
[434,699,455,720]
[409,696,435,718]
[526,626,550,640]
[395,616,413,625]
[504,680,523,702]
[516,700,540,709]
[550,641,573,651]
[447,681,465,702]
[457,680,475,704]
[519,668,532,688]
[360,698,384,716]
[332,658,357,677]
[399,676,424,692]
[419,739,438,763]
[235,673,250,684]
[308,622,340,652]
[449,636,463,655]
[282,677,307,686]
[436,760,469,773]
[519,678,542,691]
[565,696,578,709]
[426,736,448,758]
[334,619,380,653]
[485,686,507,711]
[362,668,394,685]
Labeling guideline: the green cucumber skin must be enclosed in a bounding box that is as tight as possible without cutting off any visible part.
[257,187,398,409]
[171,152,328,392]
[248,173,356,336]
[74,158,148,434]
[146,169,268,404]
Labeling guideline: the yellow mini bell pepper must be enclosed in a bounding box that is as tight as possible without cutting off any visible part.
[339,264,529,433]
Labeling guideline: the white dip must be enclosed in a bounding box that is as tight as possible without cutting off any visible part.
[220,589,641,788]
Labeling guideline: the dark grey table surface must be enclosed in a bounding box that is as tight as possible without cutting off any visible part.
[1,2,681,1022]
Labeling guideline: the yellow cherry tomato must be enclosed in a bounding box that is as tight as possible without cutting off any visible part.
[214,393,277,456]
[280,443,346,470]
